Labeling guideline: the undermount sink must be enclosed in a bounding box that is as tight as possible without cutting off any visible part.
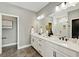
[42,35,49,38]
[42,34,79,46]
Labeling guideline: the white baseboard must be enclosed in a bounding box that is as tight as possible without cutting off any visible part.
[18,44,31,49]
[2,43,17,47]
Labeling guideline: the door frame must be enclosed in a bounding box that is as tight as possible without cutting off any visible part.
[70,18,79,38]
[0,13,2,54]
[1,13,19,52]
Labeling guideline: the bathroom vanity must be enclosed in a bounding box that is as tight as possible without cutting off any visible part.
[31,33,79,57]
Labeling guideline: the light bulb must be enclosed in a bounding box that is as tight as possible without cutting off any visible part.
[37,16,41,20]
[61,2,66,9]
[56,6,60,12]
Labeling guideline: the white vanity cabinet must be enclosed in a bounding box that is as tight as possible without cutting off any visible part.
[43,40,69,57]
[31,35,70,57]
[31,34,79,57]
[31,35,53,57]
[39,38,53,57]
[31,35,43,55]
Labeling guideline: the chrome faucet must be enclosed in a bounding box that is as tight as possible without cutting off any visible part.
[59,36,69,41]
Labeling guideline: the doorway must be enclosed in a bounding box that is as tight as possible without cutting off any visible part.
[0,13,19,54]
[72,19,79,38]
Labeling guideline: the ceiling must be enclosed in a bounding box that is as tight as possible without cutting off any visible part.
[8,2,49,12]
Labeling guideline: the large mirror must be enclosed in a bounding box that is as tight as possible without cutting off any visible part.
[37,2,79,38]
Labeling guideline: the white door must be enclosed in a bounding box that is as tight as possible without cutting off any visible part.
[0,14,2,54]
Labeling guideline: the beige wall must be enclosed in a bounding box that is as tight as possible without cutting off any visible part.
[0,2,36,47]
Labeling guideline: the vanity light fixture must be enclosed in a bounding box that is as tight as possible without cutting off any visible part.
[37,14,45,20]
[37,16,41,20]
[56,6,60,12]
[55,2,66,12]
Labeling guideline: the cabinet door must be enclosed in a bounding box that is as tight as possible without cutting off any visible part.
[31,36,35,46]
[39,39,46,56]
[54,49,68,57]
[32,37,38,50]
[40,39,53,57]
[56,52,68,57]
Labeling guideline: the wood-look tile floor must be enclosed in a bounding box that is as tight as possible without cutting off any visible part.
[0,45,41,57]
